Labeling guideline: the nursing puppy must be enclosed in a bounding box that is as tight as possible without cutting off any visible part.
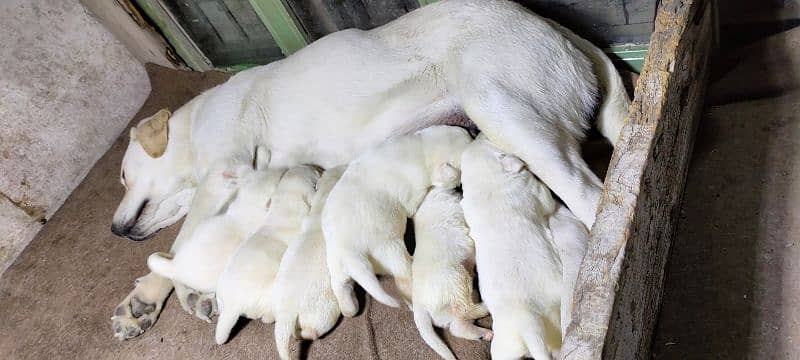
[215,165,321,345]
[322,125,473,316]
[146,162,286,321]
[411,172,492,360]
[548,204,589,334]
[272,166,346,360]
[460,137,563,360]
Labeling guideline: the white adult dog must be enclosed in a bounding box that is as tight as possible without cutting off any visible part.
[214,164,321,345]
[272,166,346,360]
[322,125,473,316]
[111,0,629,338]
[412,176,492,360]
[460,137,564,360]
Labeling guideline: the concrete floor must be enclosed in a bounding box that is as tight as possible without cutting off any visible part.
[1,25,800,360]
[652,27,800,359]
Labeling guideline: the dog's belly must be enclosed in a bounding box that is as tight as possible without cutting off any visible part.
[267,94,470,169]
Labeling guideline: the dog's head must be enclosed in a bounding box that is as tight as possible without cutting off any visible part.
[112,109,196,241]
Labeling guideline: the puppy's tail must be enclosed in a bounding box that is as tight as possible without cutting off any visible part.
[214,307,239,345]
[551,20,631,147]
[146,252,175,280]
[275,314,298,360]
[343,256,401,308]
[413,306,457,360]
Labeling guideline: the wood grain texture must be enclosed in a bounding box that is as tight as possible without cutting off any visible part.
[560,0,715,359]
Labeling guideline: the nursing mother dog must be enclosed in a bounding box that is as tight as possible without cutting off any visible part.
[110,0,629,339]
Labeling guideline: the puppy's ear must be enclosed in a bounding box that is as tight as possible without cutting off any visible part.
[432,163,461,189]
[135,109,171,158]
[254,146,271,171]
[499,154,525,173]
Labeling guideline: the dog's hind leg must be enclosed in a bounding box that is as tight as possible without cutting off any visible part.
[464,94,602,228]
[111,272,173,340]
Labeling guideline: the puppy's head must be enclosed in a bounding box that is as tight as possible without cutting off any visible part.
[431,162,461,189]
[112,109,196,241]
[460,137,528,181]
[262,165,322,233]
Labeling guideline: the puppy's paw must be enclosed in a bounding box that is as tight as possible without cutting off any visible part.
[111,295,159,340]
[480,330,494,341]
[176,285,218,322]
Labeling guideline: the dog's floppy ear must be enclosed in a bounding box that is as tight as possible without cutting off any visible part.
[135,109,171,158]
[431,162,461,189]
[499,154,525,173]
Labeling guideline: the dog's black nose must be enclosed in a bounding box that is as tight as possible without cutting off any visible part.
[111,221,134,238]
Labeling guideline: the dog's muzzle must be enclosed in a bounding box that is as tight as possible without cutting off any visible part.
[111,200,150,240]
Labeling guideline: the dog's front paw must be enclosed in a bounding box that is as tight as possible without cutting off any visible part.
[175,283,217,322]
[110,272,173,340]
[111,295,159,340]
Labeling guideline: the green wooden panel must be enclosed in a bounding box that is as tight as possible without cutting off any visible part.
[608,44,649,73]
[248,0,309,55]
[161,0,284,67]
[135,0,213,71]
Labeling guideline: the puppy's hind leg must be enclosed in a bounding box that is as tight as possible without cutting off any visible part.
[449,318,493,342]
[328,260,360,317]
[111,272,173,340]
[462,303,489,320]
[275,314,298,360]
[520,316,554,360]
[372,241,413,306]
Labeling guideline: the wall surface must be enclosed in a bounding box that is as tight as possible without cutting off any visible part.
[80,0,177,69]
[0,0,150,275]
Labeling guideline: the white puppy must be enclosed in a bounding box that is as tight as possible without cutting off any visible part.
[548,204,589,335]
[322,125,473,316]
[272,166,346,360]
[146,161,286,320]
[215,165,321,345]
[460,137,563,360]
[411,174,492,360]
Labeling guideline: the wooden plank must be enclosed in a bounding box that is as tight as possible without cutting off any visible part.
[560,0,715,359]
[134,0,213,71]
[248,0,309,55]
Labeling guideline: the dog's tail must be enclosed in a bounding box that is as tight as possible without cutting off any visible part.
[413,306,457,360]
[146,252,175,280]
[343,255,401,308]
[275,314,298,360]
[214,306,239,345]
[551,20,631,147]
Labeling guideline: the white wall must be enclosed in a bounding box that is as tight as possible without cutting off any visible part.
[0,0,150,274]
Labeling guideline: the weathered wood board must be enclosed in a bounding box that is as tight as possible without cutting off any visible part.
[516,0,657,45]
[560,0,715,359]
